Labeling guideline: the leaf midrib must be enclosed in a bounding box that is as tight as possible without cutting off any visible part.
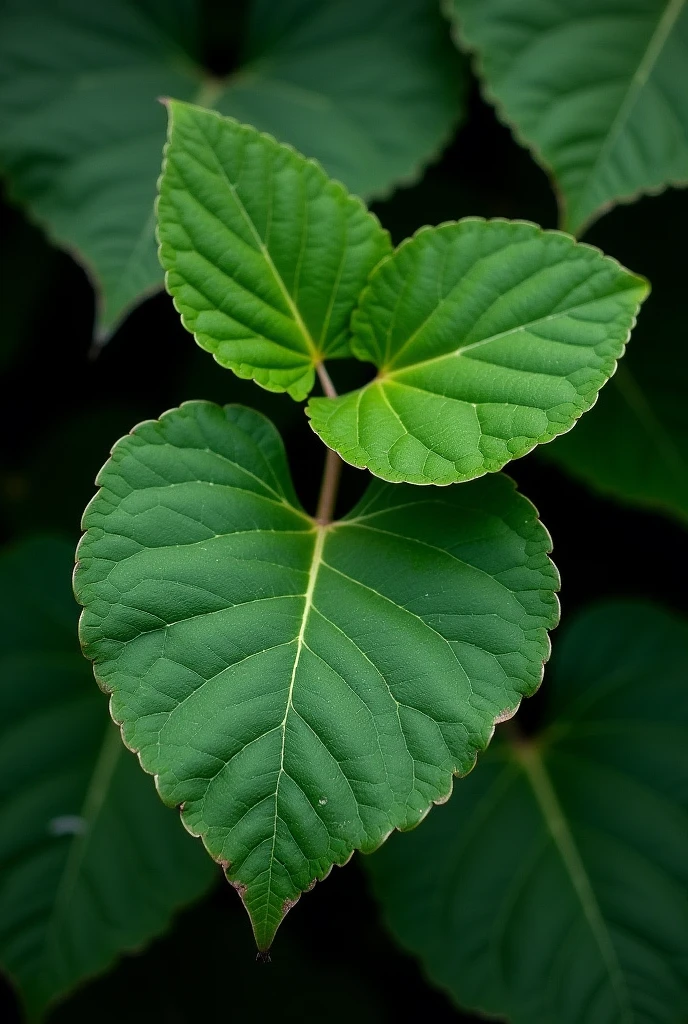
[380,289,639,381]
[192,111,320,362]
[510,739,635,1023]
[261,524,324,945]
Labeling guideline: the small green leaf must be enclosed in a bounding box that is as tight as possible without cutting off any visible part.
[307,219,648,485]
[367,601,688,1024]
[0,537,215,1020]
[0,0,463,338]
[157,101,391,400]
[448,0,688,234]
[74,401,560,950]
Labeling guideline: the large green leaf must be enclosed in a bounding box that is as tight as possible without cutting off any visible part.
[368,601,688,1024]
[74,400,560,950]
[0,537,216,1020]
[307,219,648,485]
[157,101,391,401]
[0,0,463,339]
[448,0,688,234]
[217,0,465,200]
[543,309,688,524]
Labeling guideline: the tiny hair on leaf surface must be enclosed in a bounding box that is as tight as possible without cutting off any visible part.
[74,400,560,950]
[367,601,688,1024]
[447,0,688,234]
[156,101,391,401]
[0,537,216,1020]
[307,218,648,486]
[0,0,463,339]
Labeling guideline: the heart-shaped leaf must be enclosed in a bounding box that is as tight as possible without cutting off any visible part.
[74,401,560,950]
[307,219,648,485]
[157,101,391,400]
[0,537,216,1019]
[367,601,688,1024]
[448,0,688,234]
[0,0,463,338]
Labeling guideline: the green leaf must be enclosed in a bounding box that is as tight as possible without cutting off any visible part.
[367,601,688,1024]
[217,0,465,201]
[0,0,463,338]
[448,0,688,234]
[307,219,648,485]
[542,310,688,524]
[0,0,200,339]
[0,537,215,1020]
[157,101,391,401]
[74,400,560,950]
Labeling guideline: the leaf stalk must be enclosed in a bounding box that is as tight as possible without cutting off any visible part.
[315,362,343,525]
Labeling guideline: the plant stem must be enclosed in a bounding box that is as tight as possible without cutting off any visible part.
[314,362,343,525]
[315,447,343,525]
[316,361,338,399]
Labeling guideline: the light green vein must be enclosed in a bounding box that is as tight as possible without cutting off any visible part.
[510,739,634,1024]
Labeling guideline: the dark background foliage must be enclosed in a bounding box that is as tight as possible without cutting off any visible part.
[1,4,686,1020]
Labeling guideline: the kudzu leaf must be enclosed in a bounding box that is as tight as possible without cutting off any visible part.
[74,400,560,950]
[448,0,688,234]
[307,219,648,485]
[0,537,215,1019]
[368,601,688,1024]
[0,0,462,339]
[157,101,391,400]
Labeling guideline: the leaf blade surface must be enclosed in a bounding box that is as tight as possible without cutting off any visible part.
[307,219,648,484]
[157,101,392,399]
[74,400,560,948]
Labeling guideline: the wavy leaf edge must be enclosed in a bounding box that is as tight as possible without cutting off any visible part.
[306,216,649,485]
[73,399,560,947]
[156,100,392,401]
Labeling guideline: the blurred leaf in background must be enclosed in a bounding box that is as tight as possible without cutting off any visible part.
[368,601,688,1024]
[542,306,688,524]
[0,0,464,339]
[0,537,216,1019]
[448,0,688,234]
[542,189,688,526]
